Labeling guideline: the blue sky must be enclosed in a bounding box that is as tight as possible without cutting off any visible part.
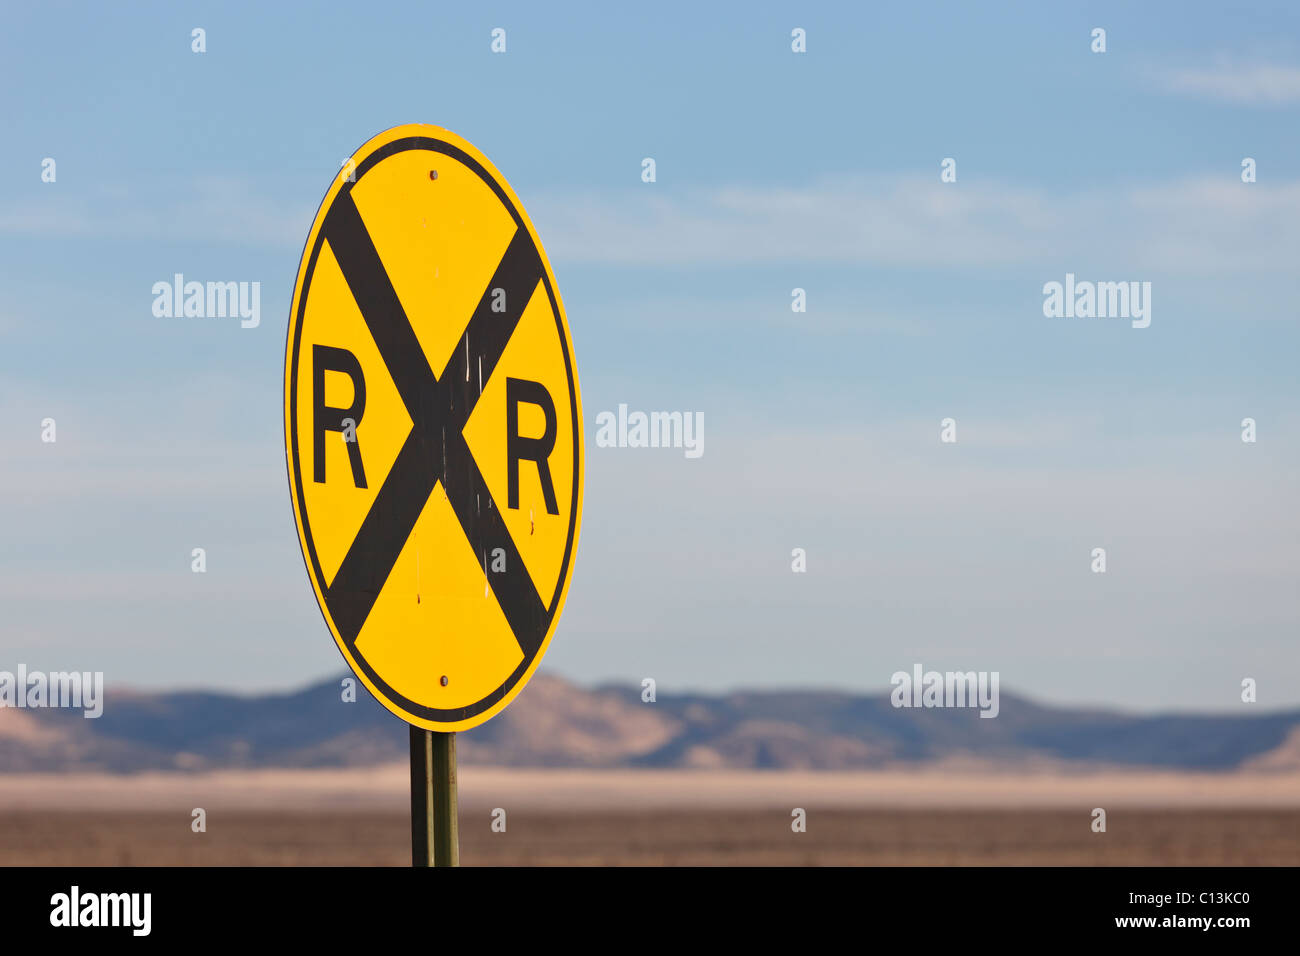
[1,1,1297,711]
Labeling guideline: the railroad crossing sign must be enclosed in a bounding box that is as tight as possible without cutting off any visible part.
[284,124,583,733]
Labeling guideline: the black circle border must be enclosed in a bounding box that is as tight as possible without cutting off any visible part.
[284,134,582,724]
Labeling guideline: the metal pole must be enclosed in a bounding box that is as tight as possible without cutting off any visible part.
[410,726,433,866]
[431,731,460,866]
[410,726,459,867]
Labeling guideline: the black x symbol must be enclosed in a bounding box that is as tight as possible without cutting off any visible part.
[320,191,550,656]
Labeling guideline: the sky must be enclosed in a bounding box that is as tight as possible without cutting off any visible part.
[1,1,1297,712]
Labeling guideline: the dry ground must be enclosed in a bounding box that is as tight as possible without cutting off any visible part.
[0,808,1295,866]
[1,767,1296,865]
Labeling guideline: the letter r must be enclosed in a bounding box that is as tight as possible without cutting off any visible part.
[507,377,558,514]
[313,345,367,487]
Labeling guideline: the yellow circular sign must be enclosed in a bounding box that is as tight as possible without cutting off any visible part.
[284,124,583,731]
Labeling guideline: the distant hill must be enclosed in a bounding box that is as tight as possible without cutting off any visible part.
[2,674,1297,773]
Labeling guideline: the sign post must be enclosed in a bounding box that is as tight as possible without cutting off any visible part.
[430,731,459,866]
[285,124,583,867]
[410,727,458,866]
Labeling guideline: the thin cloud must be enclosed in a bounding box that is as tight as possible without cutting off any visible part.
[0,176,313,249]
[1159,61,1300,105]
[532,176,1300,274]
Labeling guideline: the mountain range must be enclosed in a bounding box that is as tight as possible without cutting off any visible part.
[2,674,1297,773]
